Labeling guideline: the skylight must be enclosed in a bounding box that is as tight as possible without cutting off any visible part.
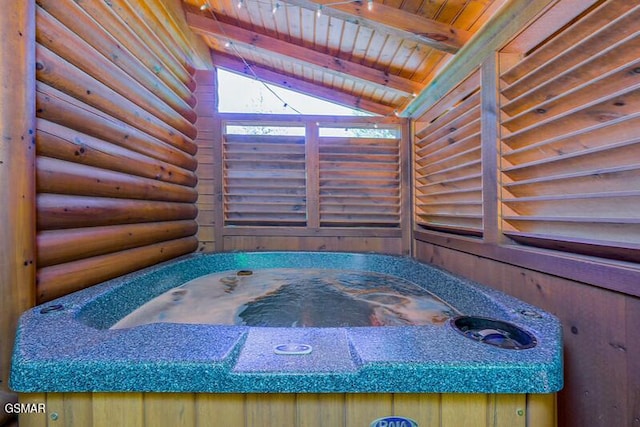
[216,69,371,116]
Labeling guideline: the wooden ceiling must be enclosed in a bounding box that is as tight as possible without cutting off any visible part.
[181,0,508,115]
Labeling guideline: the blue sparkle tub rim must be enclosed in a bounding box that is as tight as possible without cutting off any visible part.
[10,251,563,394]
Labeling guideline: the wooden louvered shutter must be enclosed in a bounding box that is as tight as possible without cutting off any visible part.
[499,1,640,263]
[223,132,307,226]
[414,70,483,236]
[318,134,401,227]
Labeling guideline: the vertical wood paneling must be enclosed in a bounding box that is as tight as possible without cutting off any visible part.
[489,394,527,427]
[297,393,345,427]
[19,391,555,426]
[195,394,245,427]
[0,0,36,398]
[43,393,65,426]
[59,393,93,427]
[144,393,196,427]
[393,393,441,425]
[527,394,556,427]
[441,394,488,426]
[626,296,640,426]
[414,241,637,427]
[18,394,47,427]
[32,0,202,302]
[92,393,143,427]
[345,394,393,426]
[245,394,297,427]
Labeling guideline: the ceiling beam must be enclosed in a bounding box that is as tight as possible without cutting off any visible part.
[186,11,420,96]
[211,53,397,116]
[401,0,557,118]
[280,0,471,54]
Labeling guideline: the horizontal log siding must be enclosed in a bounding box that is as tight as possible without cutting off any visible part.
[34,0,200,302]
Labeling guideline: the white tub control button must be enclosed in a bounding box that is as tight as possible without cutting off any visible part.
[273,343,313,355]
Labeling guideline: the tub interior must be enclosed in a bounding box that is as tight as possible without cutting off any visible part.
[75,252,512,330]
[111,268,460,329]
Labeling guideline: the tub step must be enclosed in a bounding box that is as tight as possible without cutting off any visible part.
[232,328,360,373]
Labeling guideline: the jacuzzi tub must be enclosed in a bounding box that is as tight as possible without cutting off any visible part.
[11,252,563,426]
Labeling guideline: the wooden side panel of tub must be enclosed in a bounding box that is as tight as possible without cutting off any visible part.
[32,0,210,303]
[18,392,556,427]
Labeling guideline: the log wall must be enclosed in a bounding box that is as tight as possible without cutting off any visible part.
[33,0,210,303]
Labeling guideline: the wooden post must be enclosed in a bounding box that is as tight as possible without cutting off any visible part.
[305,121,320,229]
[400,118,412,255]
[480,53,501,244]
[0,0,36,397]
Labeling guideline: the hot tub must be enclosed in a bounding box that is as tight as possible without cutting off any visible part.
[11,252,562,426]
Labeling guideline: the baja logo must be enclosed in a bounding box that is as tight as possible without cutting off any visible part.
[370,416,418,427]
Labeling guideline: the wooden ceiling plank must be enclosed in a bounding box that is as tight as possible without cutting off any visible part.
[401,0,557,118]
[280,0,471,53]
[187,10,421,95]
[211,53,396,116]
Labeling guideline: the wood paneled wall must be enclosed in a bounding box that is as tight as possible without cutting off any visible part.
[32,0,211,303]
[410,1,640,426]
[415,242,640,427]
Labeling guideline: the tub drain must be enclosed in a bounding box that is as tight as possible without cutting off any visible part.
[273,343,313,355]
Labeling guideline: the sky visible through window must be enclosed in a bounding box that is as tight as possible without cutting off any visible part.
[216,69,370,116]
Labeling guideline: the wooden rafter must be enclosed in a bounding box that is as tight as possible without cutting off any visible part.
[211,53,397,116]
[279,0,471,54]
[186,10,421,96]
[402,0,557,118]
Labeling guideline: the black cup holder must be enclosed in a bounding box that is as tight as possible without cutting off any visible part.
[450,316,537,350]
